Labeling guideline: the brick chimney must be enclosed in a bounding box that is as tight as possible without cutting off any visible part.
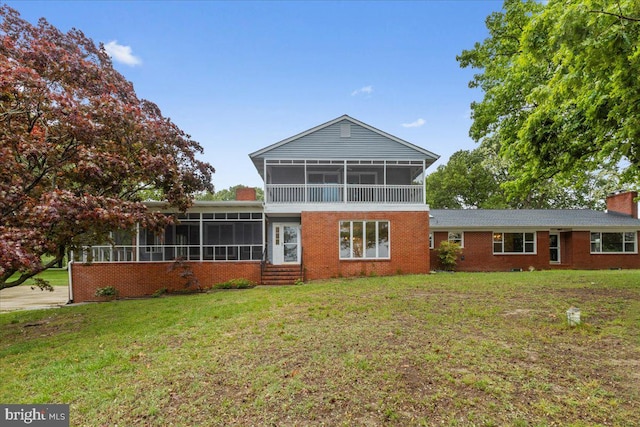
[235,187,257,201]
[606,190,638,218]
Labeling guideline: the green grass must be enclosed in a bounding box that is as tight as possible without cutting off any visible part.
[1,270,639,426]
[9,269,69,287]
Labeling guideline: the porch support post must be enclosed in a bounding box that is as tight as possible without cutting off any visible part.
[343,160,347,203]
[304,160,307,203]
[422,160,426,205]
[263,160,268,203]
[199,213,203,261]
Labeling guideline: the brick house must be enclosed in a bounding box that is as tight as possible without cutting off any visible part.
[69,115,640,302]
[429,191,640,271]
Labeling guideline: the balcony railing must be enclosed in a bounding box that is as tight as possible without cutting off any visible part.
[266,184,424,204]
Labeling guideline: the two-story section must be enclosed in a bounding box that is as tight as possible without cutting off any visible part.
[249,115,440,281]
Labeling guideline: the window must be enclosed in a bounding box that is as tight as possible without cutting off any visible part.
[493,232,535,254]
[340,220,389,259]
[448,232,464,247]
[590,232,637,253]
[429,232,434,249]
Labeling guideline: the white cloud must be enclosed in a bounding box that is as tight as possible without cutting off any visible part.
[401,118,426,128]
[351,85,373,96]
[104,40,142,66]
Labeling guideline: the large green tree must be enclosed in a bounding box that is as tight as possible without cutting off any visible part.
[425,146,615,209]
[458,0,639,199]
[425,149,507,209]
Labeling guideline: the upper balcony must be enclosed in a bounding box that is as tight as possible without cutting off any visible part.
[266,183,423,204]
[248,115,440,210]
[263,159,425,205]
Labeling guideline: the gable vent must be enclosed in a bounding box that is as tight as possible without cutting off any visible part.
[340,123,351,138]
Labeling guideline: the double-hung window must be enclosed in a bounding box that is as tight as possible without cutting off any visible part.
[493,232,536,254]
[448,232,464,247]
[340,220,390,259]
[590,232,637,253]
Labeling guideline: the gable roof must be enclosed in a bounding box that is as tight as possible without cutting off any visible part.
[430,209,640,230]
[249,115,440,177]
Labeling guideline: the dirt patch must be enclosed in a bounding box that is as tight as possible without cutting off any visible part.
[0,285,69,312]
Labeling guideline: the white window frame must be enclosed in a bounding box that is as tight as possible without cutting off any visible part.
[590,231,638,254]
[447,231,464,248]
[339,220,390,260]
[429,232,434,249]
[493,231,536,254]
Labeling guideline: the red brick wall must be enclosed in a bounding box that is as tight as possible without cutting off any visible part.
[568,231,640,269]
[300,211,430,280]
[70,261,261,302]
[430,230,640,271]
[431,231,550,272]
[606,191,638,218]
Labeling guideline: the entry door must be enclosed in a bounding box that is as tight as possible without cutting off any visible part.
[549,233,560,263]
[273,223,300,264]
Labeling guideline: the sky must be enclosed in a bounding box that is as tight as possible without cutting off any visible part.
[7,0,504,191]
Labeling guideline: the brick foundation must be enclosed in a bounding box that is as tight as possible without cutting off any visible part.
[70,261,261,302]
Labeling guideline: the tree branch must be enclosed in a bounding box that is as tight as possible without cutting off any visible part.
[588,10,640,22]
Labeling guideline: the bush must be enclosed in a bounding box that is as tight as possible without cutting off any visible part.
[212,278,256,290]
[94,286,118,298]
[152,287,168,297]
[437,241,462,271]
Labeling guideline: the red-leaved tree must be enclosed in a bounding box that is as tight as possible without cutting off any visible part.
[0,5,214,289]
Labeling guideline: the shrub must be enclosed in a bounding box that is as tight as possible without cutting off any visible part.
[212,278,256,290]
[152,287,168,297]
[437,241,462,271]
[94,286,118,298]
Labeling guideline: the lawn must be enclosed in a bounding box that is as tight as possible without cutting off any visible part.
[7,269,69,287]
[1,270,639,426]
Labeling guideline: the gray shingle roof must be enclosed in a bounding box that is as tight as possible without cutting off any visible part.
[430,209,640,230]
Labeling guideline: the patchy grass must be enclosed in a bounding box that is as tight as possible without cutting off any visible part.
[1,270,639,426]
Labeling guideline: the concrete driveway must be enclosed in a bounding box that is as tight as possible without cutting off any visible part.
[0,285,69,312]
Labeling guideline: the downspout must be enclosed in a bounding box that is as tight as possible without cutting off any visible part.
[67,259,74,304]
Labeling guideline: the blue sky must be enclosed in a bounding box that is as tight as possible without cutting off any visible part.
[8,0,504,191]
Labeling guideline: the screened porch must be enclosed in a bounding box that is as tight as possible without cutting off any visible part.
[264,159,426,204]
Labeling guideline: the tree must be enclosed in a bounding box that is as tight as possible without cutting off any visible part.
[425,149,507,209]
[196,185,264,201]
[458,0,639,200]
[426,143,620,209]
[0,6,214,289]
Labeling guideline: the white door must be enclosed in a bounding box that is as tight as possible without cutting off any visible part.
[550,233,560,263]
[273,223,300,264]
